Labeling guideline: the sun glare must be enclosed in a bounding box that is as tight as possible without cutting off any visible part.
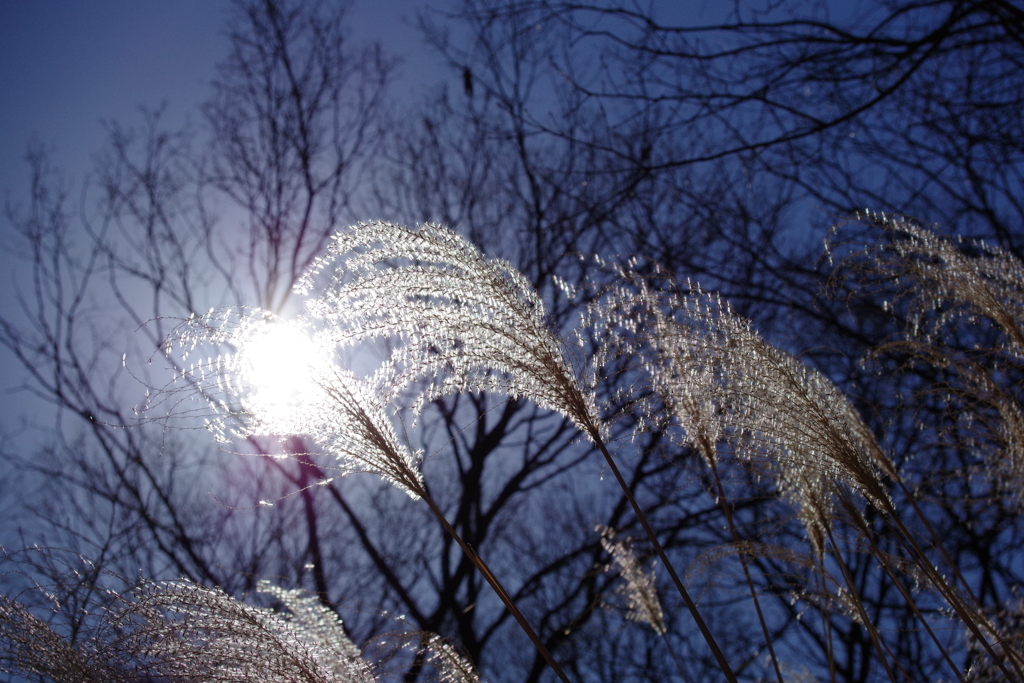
[238,320,326,430]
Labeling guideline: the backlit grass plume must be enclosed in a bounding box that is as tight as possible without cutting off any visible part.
[385,633,483,683]
[1,554,375,683]
[118,579,373,683]
[598,277,893,555]
[165,223,578,682]
[0,551,484,683]
[296,221,601,438]
[255,581,376,683]
[836,211,1024,356]
[165,308,425,497]
[1,595,123,683]
[597,524,665,635]
[831,212,1024,496]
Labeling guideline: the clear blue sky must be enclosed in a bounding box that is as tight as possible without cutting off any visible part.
[0,0,436,199]
[0,2,226,197]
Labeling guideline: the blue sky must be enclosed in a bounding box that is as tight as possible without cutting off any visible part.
[0,2,225,197]
[0,1,435,199]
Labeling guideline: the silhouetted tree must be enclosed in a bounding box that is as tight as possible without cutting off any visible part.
[3,0,1024,681]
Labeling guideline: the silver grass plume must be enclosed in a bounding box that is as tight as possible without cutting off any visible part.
[164,308,425,497]
[386,632,484,683]
[257,581,376,683]
[1,575,374,682]
[832,213,1024,495]
[0,593,130,683]
[839,211,1024,357]
[295,221,602,439]
[118,580,373,682]
[419,634,483,683]
[598,276,893,554]
[165,224,575,682]
[596,524,666,635]
[256,586,484,683]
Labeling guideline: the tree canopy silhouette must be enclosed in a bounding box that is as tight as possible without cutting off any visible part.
[3,1,1024,681]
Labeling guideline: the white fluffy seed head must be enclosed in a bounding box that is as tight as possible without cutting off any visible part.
[165,307,424,498]
[298,221,603,440]
[597,524,666,635]
[596,276,891,555]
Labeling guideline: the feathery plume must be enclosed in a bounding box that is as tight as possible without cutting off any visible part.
[257,581,376,683]
[1,571,376,682]
[597,524,666,635]
[387,632,484,683]
[599,278,892,554]
[119,579,366,682]
[419,634,483,683]
[163,225,573,682]
[0,593,129,683]
[831,213,1024,496]
[296,221,602,438]
[164,308,425,497]
[841,211,1024,356]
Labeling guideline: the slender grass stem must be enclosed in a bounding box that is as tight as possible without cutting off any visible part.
[822,524,900,683]
[890,475,1024,677]
[588,431,739,683]
[708,459,785,683]
[413,485,572,683]
[816,557,838,683]
[839,495,965,682]
[881,512,1020,681]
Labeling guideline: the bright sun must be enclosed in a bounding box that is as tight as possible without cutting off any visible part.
[238,321,325,430]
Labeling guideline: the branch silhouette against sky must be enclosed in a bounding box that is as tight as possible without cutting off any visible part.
[2,1,1023,681]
